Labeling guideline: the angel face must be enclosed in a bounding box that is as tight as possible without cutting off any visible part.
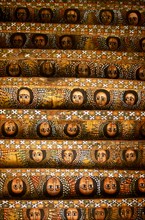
[100,10,113,25]
[141,39,145,51]
[137,67,145,81]
[60,36,73,49]
[96,150,107,163]
[106,122,118,137]
[3,120,17,136]
[77,63,90,77]
[41,61,54,76]
[32,150,43,163]
[16,8,29,21]
[66,10,78,23]
[11,34,25,48]
[72,90,84,106]
[46,177,61,196]
[79,177,94,195]
[107,37,119,50]
[94,207,106,220]
[127,12,139,25]
[106,65,118,79]
[39,8,52,23]
[124,92,136,106]
[63,150,74,164]
[66,208,79,220]
[33,35,47,48]
[38,122,51,137]
[138,178,145,193]
[65,123,79,137]
[103,177,117,195]
[95,91,108,107]
[120,207,132,220]
[11,178,24,194]
[18,88,31,105]
[124,149,137,163]
[29,208,41,220]
[7,63,21,76]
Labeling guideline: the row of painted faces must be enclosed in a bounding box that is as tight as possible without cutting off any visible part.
[2,207,145,220]
[3,33,145,51]
[5,148,143,166]
[0,7,144,26]
[4,176,145,198]
[1,120,145,138]
[4,62,145,80]
[14,87,144,107]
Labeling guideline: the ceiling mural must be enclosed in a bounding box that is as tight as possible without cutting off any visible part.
[0,0,145,219]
